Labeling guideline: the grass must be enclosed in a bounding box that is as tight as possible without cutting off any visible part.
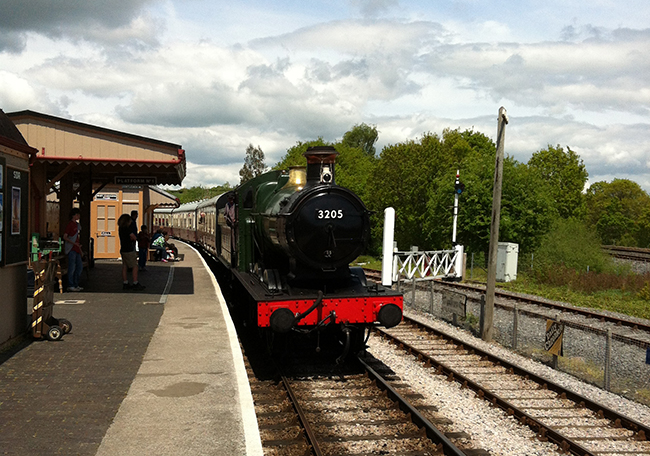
[352,255,383,270]
[360,255,650,321]
[497,273,650,321]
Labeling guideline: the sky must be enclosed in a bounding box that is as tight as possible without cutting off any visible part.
[1,0,649,191]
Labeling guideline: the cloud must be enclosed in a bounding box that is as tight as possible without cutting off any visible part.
[349,0,400,18]
[0,0,160,51]
[420,28,650,115]
[2,8,649,192]
[0,71,64,113]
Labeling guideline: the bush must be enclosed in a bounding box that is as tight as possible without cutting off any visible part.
[531,218,611,274]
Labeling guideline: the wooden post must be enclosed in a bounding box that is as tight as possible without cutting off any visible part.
[605,329,612,391]
[482,107,508,342]
[512,303,518,350]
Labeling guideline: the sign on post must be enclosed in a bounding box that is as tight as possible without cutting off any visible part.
[545,319,564,357]
[442,291,467,318]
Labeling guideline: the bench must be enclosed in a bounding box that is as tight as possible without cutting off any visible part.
[147,249,157,261]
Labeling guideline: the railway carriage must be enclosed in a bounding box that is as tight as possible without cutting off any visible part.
[152,207,173,234]
[171,201,200,244]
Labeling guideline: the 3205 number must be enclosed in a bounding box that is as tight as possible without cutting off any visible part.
[316,209,343,219]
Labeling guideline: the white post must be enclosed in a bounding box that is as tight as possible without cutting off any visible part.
[454,244,464,280]
[382,207,396,287]
[452,170,460,244]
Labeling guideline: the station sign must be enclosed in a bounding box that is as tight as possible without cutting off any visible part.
[115,176,157,185]
[441,291,467,318]
[95,193,117,200]
[545,319,564,356]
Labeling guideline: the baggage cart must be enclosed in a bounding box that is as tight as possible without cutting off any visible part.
[31,259,72,341]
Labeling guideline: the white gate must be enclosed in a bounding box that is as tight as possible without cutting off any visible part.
[392,245,464,282]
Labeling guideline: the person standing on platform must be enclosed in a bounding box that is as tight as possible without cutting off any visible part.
[137,225,150,271]
[118,213,145,291]
[130,210,139,249]
[63,208,83,292]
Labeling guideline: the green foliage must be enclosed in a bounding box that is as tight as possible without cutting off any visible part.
[239,144,266,184]
[585,179,650,246]
[365,133,440,251]
[273,137,331,169]
[341,123,379,157]
[169,184,232,204]
[528,145,588,219]
[333,142,376,203]
[531,218,610,273]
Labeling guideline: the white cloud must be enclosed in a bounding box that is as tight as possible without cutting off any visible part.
[1,2,650,192]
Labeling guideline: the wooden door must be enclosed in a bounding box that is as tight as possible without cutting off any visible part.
[93,202,118,258]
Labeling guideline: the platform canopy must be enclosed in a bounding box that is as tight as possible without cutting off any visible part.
[7,110,186,186]
[7,110,187,254]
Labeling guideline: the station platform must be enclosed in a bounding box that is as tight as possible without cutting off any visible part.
[0,242,262,455]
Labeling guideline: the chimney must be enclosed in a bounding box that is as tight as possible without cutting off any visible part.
[303,146,339,186]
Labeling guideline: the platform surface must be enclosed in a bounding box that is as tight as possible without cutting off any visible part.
[0,242,262,456]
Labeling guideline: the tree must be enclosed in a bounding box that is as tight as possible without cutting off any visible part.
[341,123,379,157]
[425,130,554,255]
[170,183,233,204]
[528,145,588,219]
[273,138,330,170]
[239,144,266,184]
[585,179,650,246]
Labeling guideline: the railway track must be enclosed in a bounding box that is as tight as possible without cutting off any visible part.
[433,279,650,349]
[244,344,491,455]
[603,246,650,263]
[377,316,650,456]
[363,268,650,349]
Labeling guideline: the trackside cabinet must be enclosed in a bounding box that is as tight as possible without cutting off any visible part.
[496,242,519,282]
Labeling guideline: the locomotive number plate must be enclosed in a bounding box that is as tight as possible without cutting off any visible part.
[316,209,343,219]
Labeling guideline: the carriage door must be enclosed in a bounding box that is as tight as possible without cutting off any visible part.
[93,194,118,258]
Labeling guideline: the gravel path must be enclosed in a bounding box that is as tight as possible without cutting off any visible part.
[366,308,650,456]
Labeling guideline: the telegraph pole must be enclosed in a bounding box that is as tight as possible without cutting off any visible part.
[482,107,508,342]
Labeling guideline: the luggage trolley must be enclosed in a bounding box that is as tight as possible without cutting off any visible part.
[31,259,72,341]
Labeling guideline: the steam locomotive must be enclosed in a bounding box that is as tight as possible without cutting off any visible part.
[154,146,403,356]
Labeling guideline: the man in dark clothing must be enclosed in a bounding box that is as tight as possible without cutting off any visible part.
[130,210,139,248]
[63,208,83,292]
[119,213,145,291]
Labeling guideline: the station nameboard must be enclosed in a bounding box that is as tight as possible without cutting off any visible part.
[115,176,157,185]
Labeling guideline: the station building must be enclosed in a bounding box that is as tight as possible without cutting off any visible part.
[0,110,38,346]
[1,109,186,347]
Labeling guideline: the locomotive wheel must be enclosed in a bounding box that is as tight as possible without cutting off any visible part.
[46,325,64,341]
[59,319,72,334]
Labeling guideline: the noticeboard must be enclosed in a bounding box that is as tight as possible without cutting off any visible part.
[4,165,29,266]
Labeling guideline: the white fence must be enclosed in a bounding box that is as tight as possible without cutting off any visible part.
[392,245,464,282]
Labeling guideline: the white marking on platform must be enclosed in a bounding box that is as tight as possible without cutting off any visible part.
[55,300,86,305]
